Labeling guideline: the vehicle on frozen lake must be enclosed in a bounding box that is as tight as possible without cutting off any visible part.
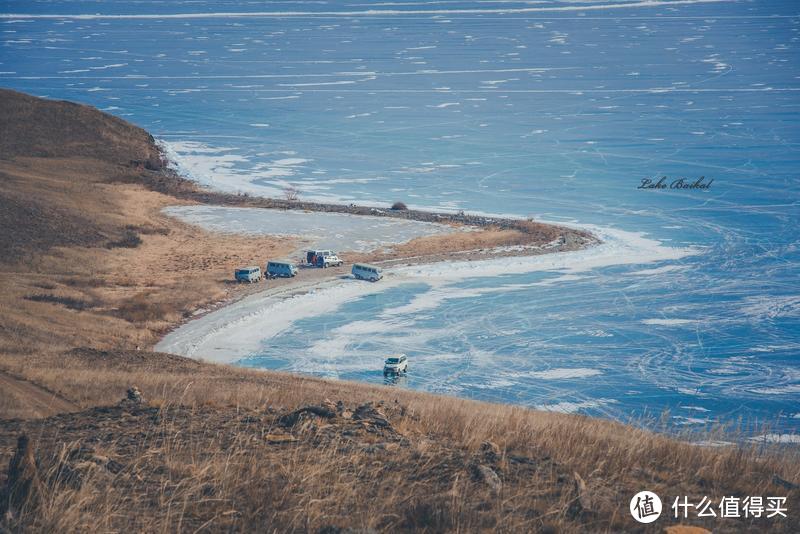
[352,263,382,281]
[234,266,262,283]
[383,354,408,375]
[266,261,298,278]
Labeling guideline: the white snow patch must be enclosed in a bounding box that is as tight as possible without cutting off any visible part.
[748,434,800,444]
[534,399,615,414]
[642,318,695,326]
[527,368,602,380]
[627,264,684,276]
[163,205,455,254]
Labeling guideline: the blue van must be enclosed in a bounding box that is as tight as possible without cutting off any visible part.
[266,261,298,278]
[235,266,262,283]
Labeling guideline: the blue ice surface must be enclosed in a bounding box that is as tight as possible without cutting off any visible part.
[162,204,455,253]
[2,0,798,437]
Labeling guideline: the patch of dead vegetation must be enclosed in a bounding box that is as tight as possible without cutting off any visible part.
[356,226,548,263]
[0,154,296,363]
[0,88,162,167]
[0,384,797,532]
[23,294,95,312]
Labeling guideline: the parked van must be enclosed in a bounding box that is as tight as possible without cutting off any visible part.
[266,261,298,278]
[306,250,334,266]
[235,266,262,283]
[352,263,382,282]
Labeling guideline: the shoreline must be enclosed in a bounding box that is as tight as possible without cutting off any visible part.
[151,221,597,358]
[155,222,697,365]
[148,140,599,247]
[150,144,602,355]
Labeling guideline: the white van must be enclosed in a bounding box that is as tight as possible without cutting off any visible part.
[352,263,383,282]
[383,354,408,375]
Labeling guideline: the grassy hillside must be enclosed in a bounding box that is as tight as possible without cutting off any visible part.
[0,89,797,533]
[0,88,162,166]
[0,88,297,383]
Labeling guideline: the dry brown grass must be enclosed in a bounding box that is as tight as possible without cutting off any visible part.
[0,88,162,167]
[348,221,578,265]
[0,157,296,362]
[347,227,521,264]
[0,349,798,532]
[0,391,29,421]
[393,227,540,256]
[0,90,295,369]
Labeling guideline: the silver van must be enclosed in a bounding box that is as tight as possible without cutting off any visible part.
[383,354,408,375]
[266,261,298,278]
[352,263,383,282]
[235,266,262,283]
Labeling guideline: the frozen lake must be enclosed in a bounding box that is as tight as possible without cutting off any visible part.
[4,0,799,439]
[163,205,456,253]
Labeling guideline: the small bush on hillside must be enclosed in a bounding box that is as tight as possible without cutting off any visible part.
[116,292,169,323]
[127,224,170,236]
[391,201,408,211]
[106,229,142,249]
